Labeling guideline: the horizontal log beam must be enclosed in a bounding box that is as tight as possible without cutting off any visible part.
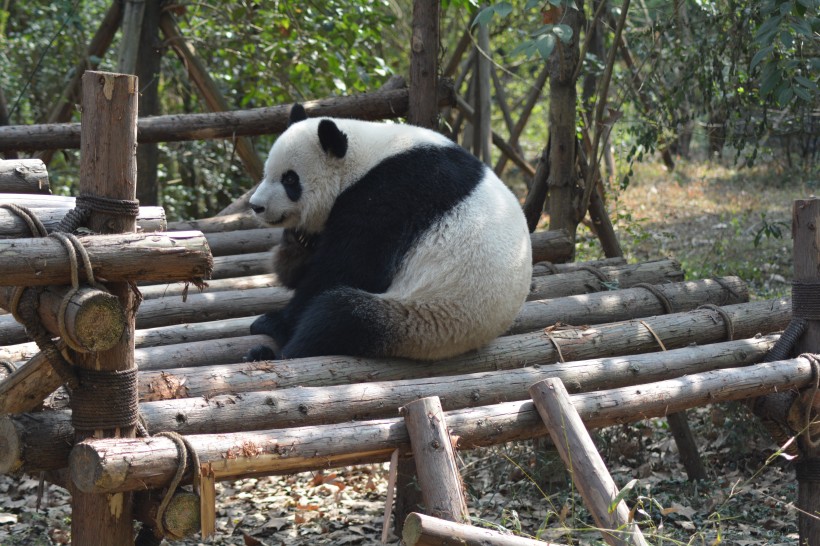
[530,230,573,263]
[403,512,559,546]
[0,82,457,152]
[139,274,280,300]
[0,206,166,239]
[0,299,788,473]
[67,357,815,492]
[528,258,684,300]
[202,228,281,257]
[0,231,212,286]
[0,160,50,194]
[533,256,626,276]
[166,213,261,233]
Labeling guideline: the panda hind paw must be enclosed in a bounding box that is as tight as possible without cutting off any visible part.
[244,344,278,362]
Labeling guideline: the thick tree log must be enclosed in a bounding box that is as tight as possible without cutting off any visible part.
[65,357,815,493]
[532,256,625,276]
[136,332,778,407]
[0,194,75,207]
[0,159,50,194]
[0,231,212,286]
[530,229,573,264]
[402,397,469,524]
[202,228,282,257]
[3,333,781,476]
[403,513,558,546]
[138,299,790,386]
[528,258,683,300]
[139,274,280,300]
[0,350,63,415]
[135,335,270,371]
[166,213,261,233]
[211,252,273,279]
[513,276,746,334]
[0,82,457,152]
[530,379,648,546]
[0,285,290,346]
[0,286,124,352]
[0,204,166,237]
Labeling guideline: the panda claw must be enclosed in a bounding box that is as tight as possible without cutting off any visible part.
[244,344,278,362]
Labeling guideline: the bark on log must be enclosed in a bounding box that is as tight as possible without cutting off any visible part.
[0,159,50,194]
[530,230,574,263]
[3,333,781,476]
[0,204,166,238]
[138,299,791,385]
[532,256,626,276]
[136,333,777,407]
[402,397,469,524]
[403,513,558,546]
[0,231,212,286]
[0,82,457,152]
[202,228,282,257]
[0,350,64,415]
[166,213,262,233]
[0,285,124,352]
[512,276,746,334]
[0,194,75,207]
[139,274,280,300]
[135,335,271,371]
[528,258,683,300]
[65,357,815,493]
[530,378,648,546]
[211,252,273,279]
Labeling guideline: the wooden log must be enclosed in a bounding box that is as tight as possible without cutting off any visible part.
[532,256,625,276]
[0,286,124,352]
[402,397,469,524]
[0,204,166,238]
[65,357,815,493]
[0,231,212,286]
[0,159,50,194]
[134,316,255,348]
[0,350,64,415]
[0,284,290,346]
[512,276,746,334]
[403,512,558,546]
[211,252,273,279]
[166,212,261,233]
[4,334,780,475]
[139,274,280,300]
[530,229,574,264]
[793,199,820,546]
[528,258,683,300]
[70,70,137,545]
[202,228,282,257]
[135,335,271,371]
[137,298,791,383]
[530,378,648,546]
[0,83,457,152]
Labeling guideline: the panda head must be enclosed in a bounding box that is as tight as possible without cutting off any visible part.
[249,104,350,233]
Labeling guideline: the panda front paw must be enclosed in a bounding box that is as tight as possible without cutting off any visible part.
[250,310,290,345]
[244,344,278,362]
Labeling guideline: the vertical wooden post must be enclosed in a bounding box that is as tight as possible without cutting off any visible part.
[398,1,441,535]
[402,396,470,524]
[135,0,163,206]
[529,378,648,546]
[474,20,492,164]
[793,199,820,546]
[69,71,139,545]
[408,0,440,129]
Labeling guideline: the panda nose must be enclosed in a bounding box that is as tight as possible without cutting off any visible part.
[250,204,265,214]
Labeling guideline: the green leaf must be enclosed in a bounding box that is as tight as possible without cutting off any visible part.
[791,18,813,37]
[754,15,782,44]
[609,479,638,512]
[794,75,818,89]
[553,24,573,43]
[531,24,554,36]
[495,1,513,17]
[776,84,794,106]
[471,1,513,28]
[525,0,541,9]
[759,63,781,95]
[535,33,557,59]
[510,39,538,58]
[750,46,773,70]
[793,84,812,101]
[797,0,819,8]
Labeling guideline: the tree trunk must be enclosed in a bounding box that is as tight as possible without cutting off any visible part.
[135,0,163,206]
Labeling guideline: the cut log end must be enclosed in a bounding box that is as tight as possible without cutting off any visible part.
[68,442,109,493]
[73,291,126,351]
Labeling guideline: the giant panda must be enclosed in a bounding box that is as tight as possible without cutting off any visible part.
[245,103,532,361]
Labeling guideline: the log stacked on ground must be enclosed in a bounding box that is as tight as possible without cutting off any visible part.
[0,201,166,237]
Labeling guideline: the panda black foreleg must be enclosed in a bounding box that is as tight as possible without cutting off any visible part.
[246,309,292,361]
[273,228,319,289]
[279,287,392,359]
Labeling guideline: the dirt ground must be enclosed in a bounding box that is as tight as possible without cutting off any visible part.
[0,160,817,545]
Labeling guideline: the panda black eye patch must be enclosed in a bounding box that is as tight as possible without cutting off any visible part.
[280,170,302,201]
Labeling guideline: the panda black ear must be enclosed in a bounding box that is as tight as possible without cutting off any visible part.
[318,119,348,159]
[289,103,308,126]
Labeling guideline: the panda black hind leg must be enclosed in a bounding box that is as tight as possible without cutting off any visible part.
[245,310,291,361]
[279,287,394,359]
